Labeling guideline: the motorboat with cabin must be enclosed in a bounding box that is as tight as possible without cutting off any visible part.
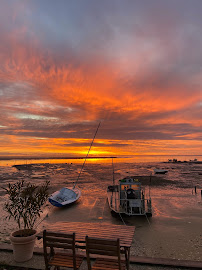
[107,177,152,216]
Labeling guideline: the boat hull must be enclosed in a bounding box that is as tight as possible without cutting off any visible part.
[49,187,81,207]
[107,177,152,217]
[107,189,152,216]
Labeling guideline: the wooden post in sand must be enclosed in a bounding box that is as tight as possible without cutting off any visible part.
[195,186,197,194]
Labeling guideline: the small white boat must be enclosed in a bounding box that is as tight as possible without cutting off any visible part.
[154,169,168,174]
[107,177,152,216]
[49,187,81,207]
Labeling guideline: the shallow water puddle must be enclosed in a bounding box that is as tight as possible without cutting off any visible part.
[88,197,107,220]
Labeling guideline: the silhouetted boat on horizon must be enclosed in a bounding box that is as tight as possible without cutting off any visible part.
[154,169,168,174]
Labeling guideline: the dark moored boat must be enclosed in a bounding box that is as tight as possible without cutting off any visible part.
[107,177,152,216]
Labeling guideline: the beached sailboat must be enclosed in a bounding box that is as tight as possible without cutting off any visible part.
[48,122,101,207]
[48,187,81,207]
[107,176,152,216]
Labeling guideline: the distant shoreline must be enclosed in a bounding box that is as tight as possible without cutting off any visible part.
[0,156,118,161]
[0,154,201,161]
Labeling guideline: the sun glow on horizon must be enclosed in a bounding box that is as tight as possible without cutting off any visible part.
[0,132,202,158]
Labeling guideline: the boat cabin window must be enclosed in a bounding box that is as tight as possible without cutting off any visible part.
[131,184,140,190]
[121,185,130,190]
[121,184,140,191]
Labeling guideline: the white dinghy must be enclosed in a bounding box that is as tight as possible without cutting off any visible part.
[49,187,81,207]
[49,122,101,208]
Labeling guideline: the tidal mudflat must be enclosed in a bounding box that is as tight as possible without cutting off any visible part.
[0,160,202,262]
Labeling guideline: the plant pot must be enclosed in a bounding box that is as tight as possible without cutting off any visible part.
[10,229,37,262]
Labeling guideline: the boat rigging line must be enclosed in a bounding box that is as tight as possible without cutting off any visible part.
[145,213,151,226]
[73,121,101,189]
[119,212,126,226]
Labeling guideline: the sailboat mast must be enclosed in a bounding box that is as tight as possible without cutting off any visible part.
[112,157,115,185]
[73,122,101,189]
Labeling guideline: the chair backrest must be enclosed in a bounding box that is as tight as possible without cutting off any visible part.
[85,236,121,270]
[43,230,76,269]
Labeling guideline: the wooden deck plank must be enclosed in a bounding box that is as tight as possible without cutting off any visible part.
[40,232,133,241]
[53,228,133,237]
[39,221,135,232]
[52,221,132,228]
[44,222,135,235]
[49,228,134,237]
[45,228,132,235]
[49,222,134,231]
[37,232,132,243]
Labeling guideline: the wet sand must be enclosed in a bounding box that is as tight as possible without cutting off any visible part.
[1,161,202,264]
[37,185,202,262]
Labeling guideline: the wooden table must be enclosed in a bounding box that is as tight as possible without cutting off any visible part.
[38,221,135,269]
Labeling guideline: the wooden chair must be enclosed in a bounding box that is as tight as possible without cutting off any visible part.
[43,230,84,270]
[85,236,126,270]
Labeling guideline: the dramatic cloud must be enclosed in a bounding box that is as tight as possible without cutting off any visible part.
[0,0,202,157]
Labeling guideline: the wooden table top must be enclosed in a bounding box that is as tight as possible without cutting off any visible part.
[38,221,135,248]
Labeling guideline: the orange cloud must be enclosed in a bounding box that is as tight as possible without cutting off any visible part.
[0,1,202,157]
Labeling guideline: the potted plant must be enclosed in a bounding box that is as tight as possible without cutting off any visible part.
[3,180,49,262]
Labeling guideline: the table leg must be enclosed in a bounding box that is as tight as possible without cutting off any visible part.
[124,247,130,270]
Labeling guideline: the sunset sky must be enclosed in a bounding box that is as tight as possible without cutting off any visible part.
[0,0,202,157]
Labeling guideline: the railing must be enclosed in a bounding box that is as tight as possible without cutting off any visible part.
[111,197,152,215]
